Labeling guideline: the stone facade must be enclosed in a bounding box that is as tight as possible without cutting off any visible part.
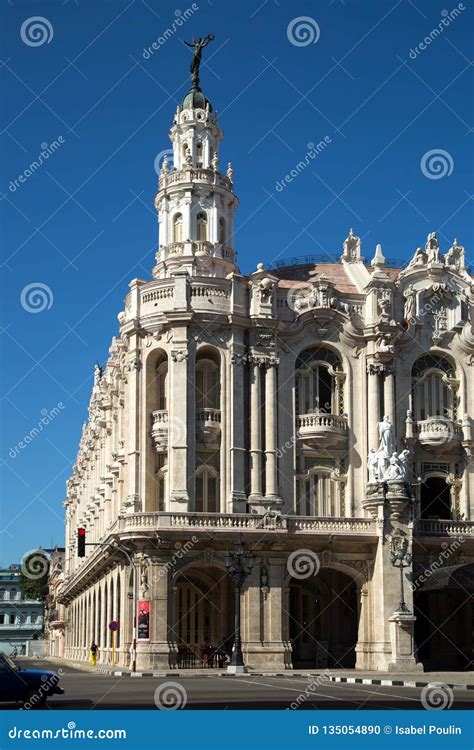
[58,81,474,673]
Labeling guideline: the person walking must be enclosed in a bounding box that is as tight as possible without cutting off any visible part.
[89,641,98,666]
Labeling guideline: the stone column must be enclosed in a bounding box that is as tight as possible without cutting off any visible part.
[243,558,287,670]
[228,336,247,512]
[125,326,142,514]
[264,360,280,505]
[136,557,173,671]
[367,363,381,452]
[168,329,191,512]
[249,360,263,505]
[384,364,396,435]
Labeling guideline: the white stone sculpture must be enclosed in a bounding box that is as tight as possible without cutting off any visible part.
[403,286,416,322]
[367,449,379,483]
[378,415,394,455]
[425,232,440,263]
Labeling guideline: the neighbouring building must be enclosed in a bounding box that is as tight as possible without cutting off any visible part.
[45,548,66,658]
[0,565,44,655]
[58,51,473,673]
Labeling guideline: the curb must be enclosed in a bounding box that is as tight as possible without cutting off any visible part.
[95,668,473,689]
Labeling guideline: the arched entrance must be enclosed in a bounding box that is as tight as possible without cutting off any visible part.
[289,568,359,668]
[174,566,234,667]
[414,562,473,670]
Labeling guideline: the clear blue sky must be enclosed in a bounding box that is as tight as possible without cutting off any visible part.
[1,0,472,564]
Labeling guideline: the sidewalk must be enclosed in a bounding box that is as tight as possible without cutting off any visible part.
[40,656,474,689]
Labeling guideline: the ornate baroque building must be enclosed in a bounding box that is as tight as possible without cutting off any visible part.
[58,63,474,673]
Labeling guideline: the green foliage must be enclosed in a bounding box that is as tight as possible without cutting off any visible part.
[19,551,50,603]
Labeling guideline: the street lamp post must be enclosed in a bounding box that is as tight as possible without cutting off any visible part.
[224,534,254,675]
[389,531,412,614]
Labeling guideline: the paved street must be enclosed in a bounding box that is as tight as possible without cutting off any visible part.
[1,659,471,710]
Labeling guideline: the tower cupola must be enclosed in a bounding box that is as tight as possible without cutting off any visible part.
[153,35,238,279]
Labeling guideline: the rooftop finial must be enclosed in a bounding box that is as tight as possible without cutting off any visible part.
[184,33,214,91]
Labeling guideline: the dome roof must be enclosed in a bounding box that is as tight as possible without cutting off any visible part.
[181,87,213,112]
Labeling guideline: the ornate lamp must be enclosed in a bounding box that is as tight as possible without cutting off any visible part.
[224,534,254,674]
[389,530,412,614]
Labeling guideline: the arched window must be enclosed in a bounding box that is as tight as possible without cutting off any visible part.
[195,466,219,512]
[196,212,208,242]
[156,361,168,411]
[219,217,226,244]
[31,612,37,624]
[0,614,5,624]
[196,141,203,168]
[196,356,220,410]
[420,476,452,520]
[297,471,340,516]
[0,590,5,601]
[10,613,16,624]
[173,213,183,243]
[296,348,343,415]
[9,589,17,601]
[412,355,457,421]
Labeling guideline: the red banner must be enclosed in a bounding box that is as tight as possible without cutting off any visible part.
[137,600,150,640]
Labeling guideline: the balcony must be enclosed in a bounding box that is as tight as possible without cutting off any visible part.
[152,409,222,450]
[414,519,474,537]
[297,412,349,448]
[151,410,168,451]
[414,417,463,451]
[196,408,221,446]
[118,512,377,539]
[158,167,233,192]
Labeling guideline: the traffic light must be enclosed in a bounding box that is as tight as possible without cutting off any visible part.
[77,528,86,557]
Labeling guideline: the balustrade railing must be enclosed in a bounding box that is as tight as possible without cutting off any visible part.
[414,519,474,536]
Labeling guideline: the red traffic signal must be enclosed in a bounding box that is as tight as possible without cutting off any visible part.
[77,527,86,557]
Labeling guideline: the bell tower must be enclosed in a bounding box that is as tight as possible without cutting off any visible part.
[153,35,239,279]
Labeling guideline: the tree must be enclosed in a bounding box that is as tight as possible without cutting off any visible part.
[19,550,50,603]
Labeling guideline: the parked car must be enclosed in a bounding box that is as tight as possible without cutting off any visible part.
[0,652,64,708]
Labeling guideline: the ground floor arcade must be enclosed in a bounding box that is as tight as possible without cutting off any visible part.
[61,531,473,673]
